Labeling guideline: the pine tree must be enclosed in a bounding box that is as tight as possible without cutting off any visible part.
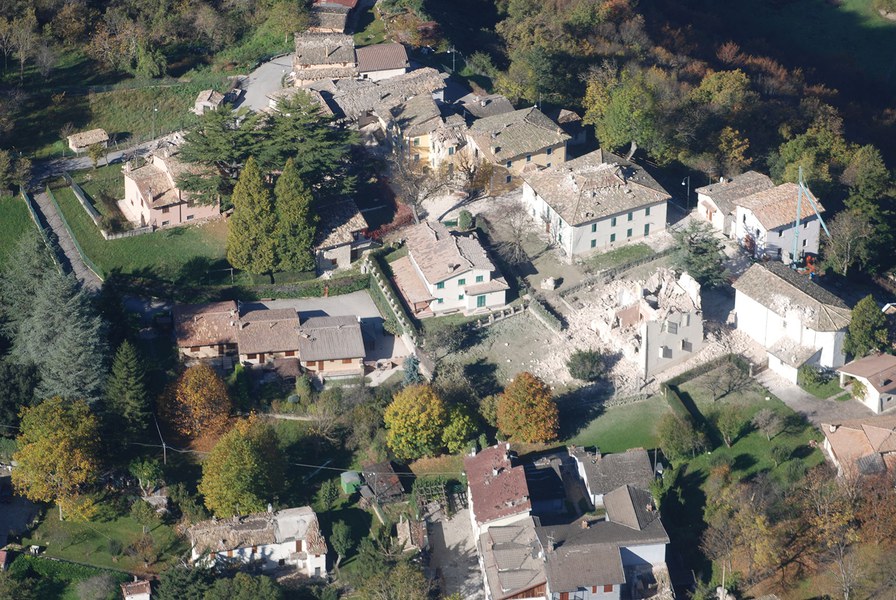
[105,341,149,437]
[273,158,317,272]
[0,232,54,340]
[227,157,277,276]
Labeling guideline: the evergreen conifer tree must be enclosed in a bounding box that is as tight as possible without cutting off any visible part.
[274,158,317,272]
[105,340,150,437]
[227,157,277,276]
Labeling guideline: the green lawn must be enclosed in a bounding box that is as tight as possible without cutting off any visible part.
[798,374,843,399]
[0,195,35,269]
[567,395,671,453]
[73,165,126,219]
[586,243,655,272]
[22,507,187,573]
[51,185,229,284]
[7,554,130,600]
[354,5,388,46]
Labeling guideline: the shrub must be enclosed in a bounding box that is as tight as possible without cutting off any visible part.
[457,210,474,231]
[76,573,118,600]
[566,349,605,381]
[130,498,160,527]
[798,364,830,388]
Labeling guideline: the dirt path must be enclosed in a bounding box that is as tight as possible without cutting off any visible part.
[32,190,102,291]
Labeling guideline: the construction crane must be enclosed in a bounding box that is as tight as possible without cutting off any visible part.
[790,166,831,271]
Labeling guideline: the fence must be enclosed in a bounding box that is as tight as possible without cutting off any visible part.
[44,185,105,281]
[561,247,676,300]
[20,189,64,273]
[364,253,420,347]
[473,302,527,328]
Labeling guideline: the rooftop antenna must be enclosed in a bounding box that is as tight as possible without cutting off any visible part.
[790,166,831,269]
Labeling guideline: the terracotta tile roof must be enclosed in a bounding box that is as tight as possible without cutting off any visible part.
[356,43,409,73]
[173,301,238,348]
[294,33,356,66]
[390,255,435,305]
[68,128,109,149]
[738,182,825,231]
[465,442,531,526]
[297,315,365,362]
[822,416,896,475]
[404,221,496,285]
[522,149,670,226]
[320,67,448,121]
[479,517,547,600]
[237,308,300,355]
[464,278,510,295]
[694,171,774,215]
[468,107,570,162]
[733,262,851,331]
[315,199,367,249]
[838,354,896,395]
[188,506,325,555]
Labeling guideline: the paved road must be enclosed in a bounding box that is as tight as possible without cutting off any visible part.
[32,190,102,291]
[238,55,294,113]
[756,369,873,425]
[428,508,485,600]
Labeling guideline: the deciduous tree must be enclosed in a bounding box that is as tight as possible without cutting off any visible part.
[227,157,277,277]
[384,384,448,459]
[822,209,874,276]
[714,404,745,448]
[331,520,353,569]
[657,412,707,460]
[751,408,783,441]
[162,364,232,438]
[12,397,100,520]
[273,158,317,272]
[129,458,164,497]
[844,294,888,358]
[442,405,478,453]
[205,572,283,600]
[497,372,559,443]
[198,418,284,517]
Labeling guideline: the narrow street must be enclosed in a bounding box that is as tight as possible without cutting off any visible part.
[32,190,102,291]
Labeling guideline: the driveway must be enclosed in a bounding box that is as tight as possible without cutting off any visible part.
[756,369,874,425]
[237,55,294,112]
[428,508,485,600]
[244,290,409,362]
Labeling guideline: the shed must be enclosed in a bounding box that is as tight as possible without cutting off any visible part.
[341,470,361,494]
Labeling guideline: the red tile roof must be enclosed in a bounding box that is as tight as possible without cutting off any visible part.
[465,442,531,526]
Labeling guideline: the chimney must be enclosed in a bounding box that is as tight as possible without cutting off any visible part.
[267,503,273,513]
[546,533,555,553]
[580,519,589,530]
[492,467,498,477]
[480,99,488,107]
[829,424,837,433]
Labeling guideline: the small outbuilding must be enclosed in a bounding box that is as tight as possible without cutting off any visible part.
[341,470,361,494]
[67,128,109,153]
[192,89,225,115]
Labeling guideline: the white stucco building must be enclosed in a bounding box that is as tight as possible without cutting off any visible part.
[188,507,327,576]
[356,43,410,81]
[521,149,670,263]
[837,353,896,414]
[695,171,774,237]
[733,262,851,383]
[733,183,825,263]
[391,221,509,317]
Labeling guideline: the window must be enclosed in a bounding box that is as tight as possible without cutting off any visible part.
[477,295,486,308]
[161,220,170,226]
[546,147,553,156]
[546,162,551,167]
[665,321,679,334]
[247,354,257,360]
[186,214,194,220]
[278,559,285,566]
[475,275,484,283]
[437,298,443,304]
[505,175,511,184]
[458,294,464,300]
[627,228,633,238]
[526,154,532,163]
[591,223,597,233]
[506,160,512,168]
[779,230,783,237]
[190,346,200,352]
[285,350,295,357]
[645,206,651,216]
[436,282,445,289]
[627,211,633,221]
[342,358,352,364]
[591,239,596,248]
[682,340,693,352]
[644,224,650,236]
[474,148,479,157]
[610,233,616,242]
[448,146,455,155]
[659,345,672,358]
[803,238,807,247]
[604,585,614,593]
[414,153,420,162]
[161,206,169,214]
[610,217,617,227]
[458,278,466,286]
[413,138,419,146]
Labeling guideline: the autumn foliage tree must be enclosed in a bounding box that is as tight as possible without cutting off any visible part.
[162,364,232,438]
[497,372,558,443]
[383,384,448,460]
[12,397,100,520]
[198,417,284,517]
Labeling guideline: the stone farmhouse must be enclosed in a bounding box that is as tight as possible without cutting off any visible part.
[568,447,655,508]
[521,149,670,261]
[121,144,220,229]
[172,301,239,360]
[188,506,327,576]
[192,89,225,115]
[314,199,370,273]
[733,262,851,383]
[391,221,509,317]
[356,42,410,81]
[837,353,896,414]
[292,33,359,85]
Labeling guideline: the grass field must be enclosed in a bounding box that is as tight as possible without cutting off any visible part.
[73,165,126,219]
[7,554,130,600]
[51,185,229,283]
[354,4,388,46]
[22,507,187,574]
[0,195,35,269]
[586,243,655,272]
[567,395,671,453]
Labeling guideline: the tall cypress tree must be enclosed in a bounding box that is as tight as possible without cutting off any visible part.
[105,340,149,437]
[227,156,277,276]
[274,158,318,272]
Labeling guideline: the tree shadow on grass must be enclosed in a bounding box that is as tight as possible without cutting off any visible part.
[731,453,757,473]
[662,467,711,582]
[555,382,613,440]
[463,359,501,398]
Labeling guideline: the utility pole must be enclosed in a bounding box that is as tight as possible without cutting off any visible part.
[151,106,159,140]
[153,414,167,465]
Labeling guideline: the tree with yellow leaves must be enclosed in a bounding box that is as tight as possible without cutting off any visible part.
[198,417,284,517]
[497,372,558,443]
[12,397,100,520]
[384,384,448,460]
[162,364,232,438]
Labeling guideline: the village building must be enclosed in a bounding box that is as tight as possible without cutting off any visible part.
[377,93,443,165]
[237,308,301,365]
[478,516,548,600]
[465,442,532,538]
[733,262,851,383]
[314,199,370,272]
[188,506,327,576]
[172,301,239,360]
[837,353,896,414]
[521,149,670,262]
[821,416,896,477]
[192,89,225,115]
[297,315,365,377]
[391,221,509,317]
[308,1,352,33]
[455,92,516,121]
[292,33,358,85]
[734,183,825,263]
[121,144,220,229]
[695,171,775,237]
[568,446,655,508]
[467,107,570,185]
[356,42,410,81]
[361,461,405,504]
[545,108,588,146]
[121,579,152,600]
[67,128,109,153]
